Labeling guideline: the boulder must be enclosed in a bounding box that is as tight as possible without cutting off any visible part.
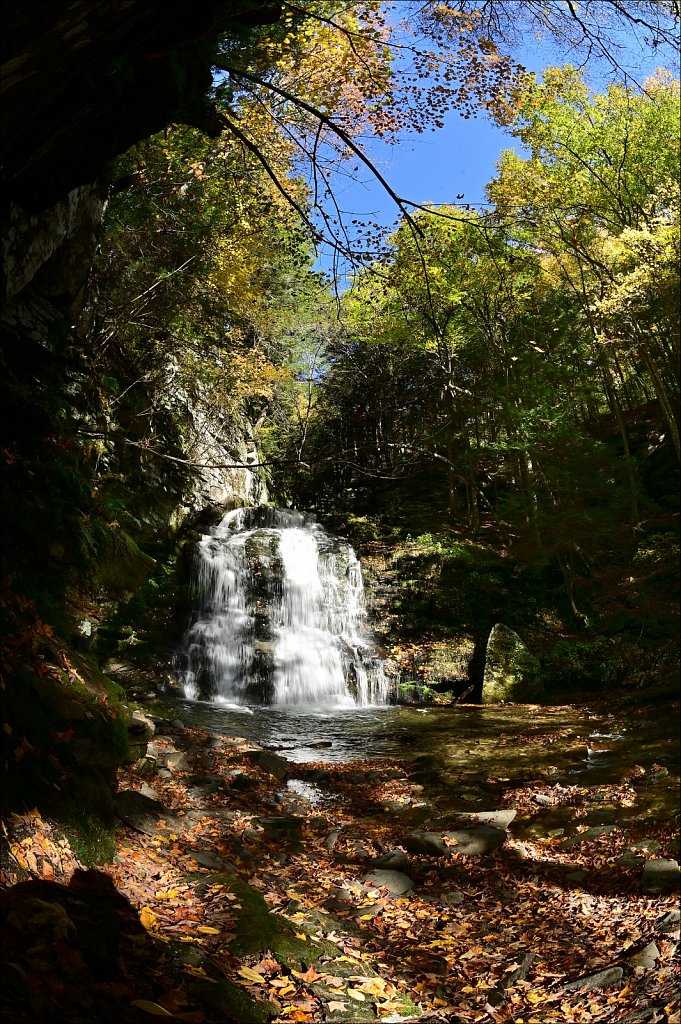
[641,858,680,894]
[245,749,290,780]
[453,809,517,829]
[114,790,176,836]
[164,751,190,771]
[362,869,414,896]
[373,850,411,872]
[403,825,506,857]
[127,711,155,741]
[564,967,623,992]
[482,623,544,703]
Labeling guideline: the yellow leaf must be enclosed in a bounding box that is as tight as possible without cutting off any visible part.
[130,1000,174,1016]
[140,907,158,930]
[197,926,220,935]
[294,931,307,941]
[238,966,267,984]
[347,990,366,1001]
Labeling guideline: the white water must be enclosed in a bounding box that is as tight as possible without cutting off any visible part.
[177,507,387,706]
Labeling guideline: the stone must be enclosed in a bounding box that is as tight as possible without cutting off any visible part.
[188,849,234,871]
[482,623,544,703]
[403,826,506,857]
[627,942,660,969]
[324,831,340,851]
[641,858,680,894]
[256,815,304,849]
[164,751,190,770]
[128,711,155,740]
[656,909,680,936]
[373,850,410,872]
[362,869,414,896]
[559,825,616,849]
[454,809,517,829]
[245,749,290,780]
[502,952,535,989]
[564,967,623,992]
[114,790,175,836]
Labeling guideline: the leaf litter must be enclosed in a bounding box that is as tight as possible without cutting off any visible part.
[1,711,679,1023]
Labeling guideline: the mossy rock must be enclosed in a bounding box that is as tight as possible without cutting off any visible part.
[1,645,130,849]
[482,623,545,703]
[96,528,156,594]
[188,978,277,1022]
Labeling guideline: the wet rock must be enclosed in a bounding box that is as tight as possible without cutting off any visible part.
[226,770,256,791]
[564,966,623,992]
[403,825,506,857]
[641,858,680,894]
[245,749,290,780]
[362,869,414,896]
[482,623,544,703]
[114,790,176,836]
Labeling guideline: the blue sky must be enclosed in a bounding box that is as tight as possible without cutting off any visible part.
[314,24,678,278]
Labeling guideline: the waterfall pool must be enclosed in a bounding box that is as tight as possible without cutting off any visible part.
[143,695,679,829]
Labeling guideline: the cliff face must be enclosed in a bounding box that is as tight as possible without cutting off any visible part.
[1,0,280,574]
[1,1,280,213]
[0,1,280,820]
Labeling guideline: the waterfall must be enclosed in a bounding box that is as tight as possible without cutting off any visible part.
[177,507,387,706]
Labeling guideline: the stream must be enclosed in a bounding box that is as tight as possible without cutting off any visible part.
[145,695,680,837]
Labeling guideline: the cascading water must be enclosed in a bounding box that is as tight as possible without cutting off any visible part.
[177,507,387,706]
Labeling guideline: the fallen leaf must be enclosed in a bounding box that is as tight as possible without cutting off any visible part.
[130,1000,174,1016]
[292,965,323,983]
[238,966,267,984]
[327,1001,348,1013]
[140,907,158,930]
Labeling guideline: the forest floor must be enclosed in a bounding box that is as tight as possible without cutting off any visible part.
[2,702,680,1024]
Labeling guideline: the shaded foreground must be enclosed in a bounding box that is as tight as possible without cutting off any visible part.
[2,704,680,1024]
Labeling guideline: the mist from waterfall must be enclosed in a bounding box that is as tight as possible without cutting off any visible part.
[177,507,387,706]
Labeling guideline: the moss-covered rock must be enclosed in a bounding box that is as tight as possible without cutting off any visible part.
[482,623,545,703]
[1,644,130,862]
